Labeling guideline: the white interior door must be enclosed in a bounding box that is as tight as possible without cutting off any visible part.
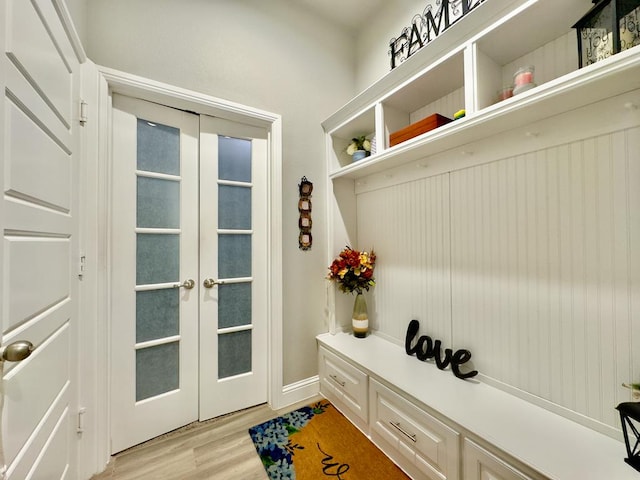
[110,97,269,452]
[198,116,268,421]
[110,95,200,453]
[1,0,81,478]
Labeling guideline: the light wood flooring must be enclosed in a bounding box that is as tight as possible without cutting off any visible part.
[91,396,321,480]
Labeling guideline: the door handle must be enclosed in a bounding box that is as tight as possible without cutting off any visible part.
[389,421,417,443]
[0,340,34,362]
[173,279,195,290]
[203,278,225,288]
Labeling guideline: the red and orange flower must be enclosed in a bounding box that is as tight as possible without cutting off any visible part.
[327,246,376,294]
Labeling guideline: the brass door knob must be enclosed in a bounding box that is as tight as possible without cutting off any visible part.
[203,278,225,288]
[173,279,195,290]
[1,340,34,362]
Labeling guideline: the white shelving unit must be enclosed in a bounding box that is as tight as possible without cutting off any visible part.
[323,0,640,336]
[323,0,640,182]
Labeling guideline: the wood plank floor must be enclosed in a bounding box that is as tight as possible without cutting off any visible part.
[91,396,321,480]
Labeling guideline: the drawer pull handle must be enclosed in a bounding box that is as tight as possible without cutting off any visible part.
[390,421,417,443]
[329,374,346,387]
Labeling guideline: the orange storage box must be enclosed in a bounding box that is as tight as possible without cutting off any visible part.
[389,113,453,147]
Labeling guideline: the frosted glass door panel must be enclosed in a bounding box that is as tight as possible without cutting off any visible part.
[136,289,179,342]
[137,177,180,228]
[218,234,251,278]
[218,283,251,329]
[218,185,251,230]
[136,234,179,285]
[135,118,182,403]
[218,136,251,182]
[215,134,253,380]
[137,118,180,175]
[136,342,179,401]
[218,330,252,379]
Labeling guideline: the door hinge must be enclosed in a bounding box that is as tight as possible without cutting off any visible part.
[77,407,86,435]
[79,100,88,125]
[78,254,86,279]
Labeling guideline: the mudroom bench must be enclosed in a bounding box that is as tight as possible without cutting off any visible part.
[317,332,635,480]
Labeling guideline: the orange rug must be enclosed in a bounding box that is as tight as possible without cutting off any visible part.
[248,400,409,479]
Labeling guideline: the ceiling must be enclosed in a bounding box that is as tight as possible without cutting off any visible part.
[291,0,389,30]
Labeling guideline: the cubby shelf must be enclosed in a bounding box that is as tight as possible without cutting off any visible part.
[324,0,640,182]
[329,45,640,181]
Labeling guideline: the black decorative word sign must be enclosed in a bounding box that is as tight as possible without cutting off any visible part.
[405,319,478,380]
[389,0,487,70]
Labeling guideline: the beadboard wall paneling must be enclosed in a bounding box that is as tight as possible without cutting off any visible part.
[410,87,465,125]
[502,32,577,89]
[355,124,639,432]
[357,174,451,344]
[450,128,639,429]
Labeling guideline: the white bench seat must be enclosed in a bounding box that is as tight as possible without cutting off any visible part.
[317,332,636,480]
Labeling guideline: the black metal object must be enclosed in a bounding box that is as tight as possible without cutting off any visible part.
[388,0,487,70]
[573,0,640,67]
[405,319,478,380]
[616,401,640,472]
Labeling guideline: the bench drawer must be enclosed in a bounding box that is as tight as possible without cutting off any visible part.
[318,346,368,425]
[370,378,459,480]
[464,439,534,480]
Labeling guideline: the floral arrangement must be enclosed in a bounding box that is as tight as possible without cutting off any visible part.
[346,135,372,156]
[327,246,376,294]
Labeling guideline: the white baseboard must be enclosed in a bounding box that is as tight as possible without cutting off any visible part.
[275,376,319,409]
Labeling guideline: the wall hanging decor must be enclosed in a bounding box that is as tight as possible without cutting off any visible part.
[573,0,640,67]
[298,177,313,250]
[389,0,487,69]
[405,319,478,380]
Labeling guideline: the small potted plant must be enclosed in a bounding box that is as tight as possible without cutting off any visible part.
[346,135,372,162]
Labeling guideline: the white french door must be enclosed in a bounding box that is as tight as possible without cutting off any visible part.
[198,116,268,421]
[110,95,200,453]
[110,95,268,453]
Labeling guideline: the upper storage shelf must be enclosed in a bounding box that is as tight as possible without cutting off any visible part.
[328,105,376,172]
[382,49,465,150]
[472,0,585,110]
[323,0,640,181]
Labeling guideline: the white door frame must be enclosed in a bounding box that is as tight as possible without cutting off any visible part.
[84,65,284,471]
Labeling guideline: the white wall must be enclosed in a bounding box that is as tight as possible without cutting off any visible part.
[85,0,357,385]
[355,0,435,92]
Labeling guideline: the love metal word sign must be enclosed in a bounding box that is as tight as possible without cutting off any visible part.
[405,319,478,380]
[389,0,487,70]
